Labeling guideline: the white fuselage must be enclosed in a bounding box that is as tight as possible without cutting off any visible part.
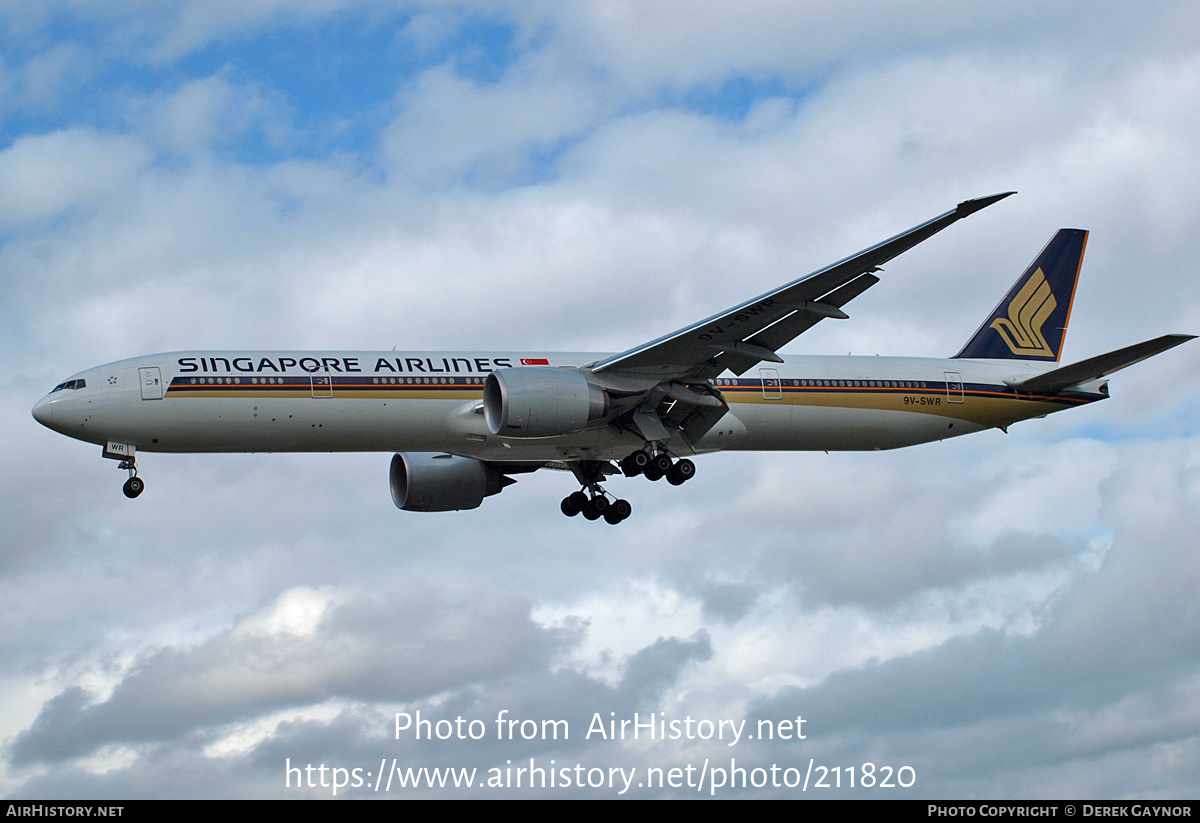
[32,350,1104,463]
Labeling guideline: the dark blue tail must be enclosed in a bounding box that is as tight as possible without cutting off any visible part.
[954,229,1087,361]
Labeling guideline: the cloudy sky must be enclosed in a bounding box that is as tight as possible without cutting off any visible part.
[4,0,1200,799]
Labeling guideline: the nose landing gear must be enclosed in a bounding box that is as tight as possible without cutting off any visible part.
[104,442,145,499]
[119,458,144,498]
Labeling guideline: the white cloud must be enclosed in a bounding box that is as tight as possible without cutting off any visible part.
[0,129,151,226]
[383,58,606,187]
[129,73,288,156]
[17,43,92,111]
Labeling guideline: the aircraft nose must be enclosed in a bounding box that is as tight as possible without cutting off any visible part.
[32,395,54,427]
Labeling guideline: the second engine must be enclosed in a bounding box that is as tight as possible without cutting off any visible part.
[483,367,608,438]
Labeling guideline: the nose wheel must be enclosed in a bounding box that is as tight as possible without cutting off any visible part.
[118,459,144,499]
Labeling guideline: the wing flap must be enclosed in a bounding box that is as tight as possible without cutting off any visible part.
[708,273,880,375]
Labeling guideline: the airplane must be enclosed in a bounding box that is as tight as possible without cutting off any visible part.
[31,193,1194,524]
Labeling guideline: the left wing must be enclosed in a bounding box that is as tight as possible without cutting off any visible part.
[592,192,1014,382]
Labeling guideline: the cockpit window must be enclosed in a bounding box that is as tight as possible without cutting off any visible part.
[50,379,86,392]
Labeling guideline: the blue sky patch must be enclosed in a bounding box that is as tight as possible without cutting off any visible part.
[678,74,813,121]
[0,9,524,165]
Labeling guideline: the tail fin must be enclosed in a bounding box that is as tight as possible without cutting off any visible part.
[954,229,1088,361]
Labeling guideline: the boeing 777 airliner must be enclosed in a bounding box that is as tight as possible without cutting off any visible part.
[32,193,1193,523]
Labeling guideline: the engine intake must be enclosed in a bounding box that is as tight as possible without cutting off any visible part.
[483,367,608,438]
[390,453,511,512]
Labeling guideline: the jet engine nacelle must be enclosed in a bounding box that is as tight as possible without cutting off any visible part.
[483,367,608,438]
[390,453,510,512]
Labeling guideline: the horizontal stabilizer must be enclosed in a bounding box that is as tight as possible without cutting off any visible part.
[1011,334,1195,394]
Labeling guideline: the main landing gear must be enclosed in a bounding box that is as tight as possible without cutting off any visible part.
[560,490,632,525]
[561,459,633,525]
[119,458,144,499]
[560,447,696,525]
[620,448,695,486]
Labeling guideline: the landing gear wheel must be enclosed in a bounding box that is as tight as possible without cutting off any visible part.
[620,450,651,477]
[582,495,609,520]
[123,476,144,498]
[117,457,143,499]
[603,498,632,524]
[643,464,664,482]
[666,458,695,485]
[652,453,673,475]
[561,491,588,517]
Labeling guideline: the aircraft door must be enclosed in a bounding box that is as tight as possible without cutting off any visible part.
[139,367,163,400]
[944,371,964,403]
[760,368,782,399]
[311,374,333,398]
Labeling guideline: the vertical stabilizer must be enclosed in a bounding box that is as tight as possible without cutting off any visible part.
[954,229,1087,361]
